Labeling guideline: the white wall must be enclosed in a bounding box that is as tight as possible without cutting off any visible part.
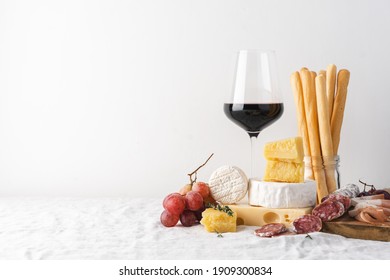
[1,0,389,197]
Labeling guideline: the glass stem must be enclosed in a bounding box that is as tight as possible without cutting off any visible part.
[249,133,259,179]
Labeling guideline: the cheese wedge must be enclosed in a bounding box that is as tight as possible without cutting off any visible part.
[228,204,312,226]
[248,179,317,208]
[200,208,237,233]
[263,160,304,183]
[264,137,304,163]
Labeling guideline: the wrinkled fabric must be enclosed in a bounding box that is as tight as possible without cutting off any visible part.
[0,197,389,260]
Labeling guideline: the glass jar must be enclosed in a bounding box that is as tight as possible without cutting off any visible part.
[304,155,340,191]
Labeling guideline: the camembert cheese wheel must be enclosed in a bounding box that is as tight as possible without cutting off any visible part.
[249,179,317,208]
[208,166,248,204]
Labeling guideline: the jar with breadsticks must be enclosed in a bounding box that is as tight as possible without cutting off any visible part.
[290,65,350,203]
[304,155,340,190]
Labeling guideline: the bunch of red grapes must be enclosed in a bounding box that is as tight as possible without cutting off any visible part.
[358,184,390,199]
[160,182,211,227]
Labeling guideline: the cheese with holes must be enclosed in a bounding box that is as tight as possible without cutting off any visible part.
[228,204,312,226]
[264,137,304,163]
[200,208,237,232]
[248,179,317,208]
[208,166,248,204]
[263,160,304,183]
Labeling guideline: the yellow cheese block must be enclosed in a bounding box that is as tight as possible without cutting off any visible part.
[228,204,312,226]
[263,160,304,183]
[264,137,304,163]
[200,208,237,233]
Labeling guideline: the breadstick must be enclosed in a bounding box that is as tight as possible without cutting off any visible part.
[315,74,337,193]
[300,69,329,201]
[319,70,327,100]
[290,72,311,159]
[326,64,337,121]
[331,69,350,155]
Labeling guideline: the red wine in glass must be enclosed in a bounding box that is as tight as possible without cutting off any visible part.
[223,103,284,138]
[225,50,284,178]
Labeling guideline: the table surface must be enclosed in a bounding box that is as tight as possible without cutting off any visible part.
[0,197,389,260]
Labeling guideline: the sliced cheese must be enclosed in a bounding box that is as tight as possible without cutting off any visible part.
[228,204,312,226]
[263,160,304,183]
[248,179,317,208]
[208,166,248,204]
[264,137,304,163]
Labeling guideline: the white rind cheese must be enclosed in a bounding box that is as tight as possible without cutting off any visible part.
[208,166,248,204]
[248,179,317,208]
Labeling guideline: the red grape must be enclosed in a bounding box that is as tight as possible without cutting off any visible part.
[192,182,210,199]
[204,195,216,205]
[163,193,185,215]
[179,184,192,196]
[180,210,198,227]
[160,210,179,227]
[194,206,205,222]
[185,191,203,211]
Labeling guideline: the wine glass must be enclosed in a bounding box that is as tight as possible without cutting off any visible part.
[224,50,284,178]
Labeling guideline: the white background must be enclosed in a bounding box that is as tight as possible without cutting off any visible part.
[0,260,387,280]
[0,0,389,197]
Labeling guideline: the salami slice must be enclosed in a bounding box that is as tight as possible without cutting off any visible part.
[254,223,287,237]
[312,199,345,222]
[292,214,322,234]
[322,194,351,210]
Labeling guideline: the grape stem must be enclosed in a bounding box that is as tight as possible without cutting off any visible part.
[359,179,375,192]
[188,153,214,185]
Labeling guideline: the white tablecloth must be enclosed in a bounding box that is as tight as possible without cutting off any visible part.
[0,197,389,260]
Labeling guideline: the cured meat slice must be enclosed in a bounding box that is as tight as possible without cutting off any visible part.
[349,203,390,218]
[351,194,385,206]
[254,223,287,237]
[355,207,390,224]
[292,214,322,234]
[351,198,390,208]
[348,202,378,217]
[312,199,345,222]
[323,194,351,210]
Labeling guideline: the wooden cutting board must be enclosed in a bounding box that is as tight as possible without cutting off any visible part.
[323,214,390,242]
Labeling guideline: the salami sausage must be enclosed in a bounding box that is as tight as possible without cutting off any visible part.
[312,199,345,222]
[292,214,322,234]
[323,193,351,210]
[321,184,359,202]
[254,223,287,237]
[336,184,360,197]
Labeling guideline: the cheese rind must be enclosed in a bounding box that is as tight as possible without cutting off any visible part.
[263,160,304,183]
[200,208,237,232]
[228,204,312,226]
[248,179,317,208]
[208,166,248,204]
[264,137,304,163]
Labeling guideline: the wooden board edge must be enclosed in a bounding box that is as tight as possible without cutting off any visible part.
[322,222,390,242]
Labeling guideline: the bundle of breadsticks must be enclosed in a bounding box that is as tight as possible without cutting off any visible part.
[290,65,350,203]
